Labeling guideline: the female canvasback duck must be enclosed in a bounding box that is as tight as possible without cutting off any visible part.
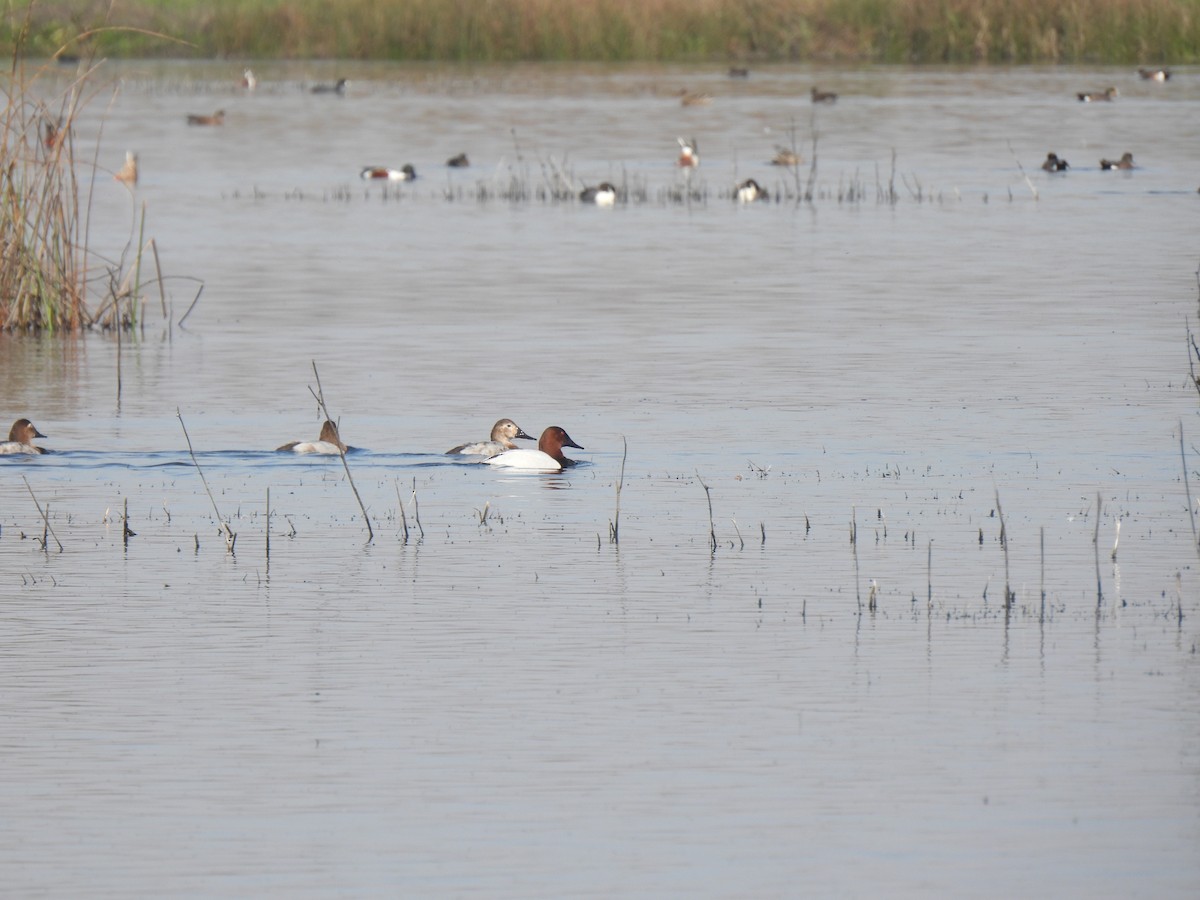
[241,68,257,90]
[677,137,699,168]
[579,182,617,206]
[1041,152,1069,172]
[360,164,416,181]
[1100,152,1135,170]
[186,110,225,126]
[447,418,534,457]
[311,78,347,95]
[1,418,48,455]
[1077,87,1117,102]
[736,178,768,203]
[484,426,583,471]
[1137,67,1170,81]
[811,86,838,103]
[114,150,138,185]
[277,419,349,455]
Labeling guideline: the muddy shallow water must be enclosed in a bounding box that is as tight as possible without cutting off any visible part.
[2,61,1199,897]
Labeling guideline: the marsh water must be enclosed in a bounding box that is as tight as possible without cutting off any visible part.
[2,61,1199,897]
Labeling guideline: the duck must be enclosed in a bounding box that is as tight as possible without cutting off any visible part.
[735,178,768,203]
[114,150,138,185]
[186,110,225,126]
[1041,152,1069,172]
[811,86,838,104]
[241,68,257,90]
[43,120,64,149]
[1137,67,1170,81]
[771,146,801,166]
[446,152,470,168]
[1077,87,1117,102]
[360,164,416,181]
[447,418,534,457]
[484,426,583,471]
[679,90,713,107]
[276,420,349,455]
[0,418,48,455]
[311,78,347,95]
[1100,152,1135,170]
[677,137,699,168]
[579,182,617,206]
[728,67,749,79]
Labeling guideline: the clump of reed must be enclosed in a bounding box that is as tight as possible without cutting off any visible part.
[0,17,174,334]
[8,0,1198,64]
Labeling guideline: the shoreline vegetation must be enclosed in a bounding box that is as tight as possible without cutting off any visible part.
[10,0,1200,65]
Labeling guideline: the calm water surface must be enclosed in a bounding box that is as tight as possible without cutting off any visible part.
[2,61,1199,898]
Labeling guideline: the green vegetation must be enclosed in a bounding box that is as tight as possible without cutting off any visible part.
[8,0,1200,64]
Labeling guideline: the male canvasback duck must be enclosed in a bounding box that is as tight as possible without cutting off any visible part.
[360,164,416,181]
[736,178,768,203]
[114,150,138,185]
[1100,152,1135,170]
[1,418,48,455]
[579,182,617,206]
[1077,87,1117,102]
[484,426,583,471]
[311,78,347,95]
[811,86,838,103]
[1137,67,1170,81]
[186,110,225,126]
[241,68,257,90]
[277,419,349,455]
[447,152,470,168]
[677,137,699,168]
[1041,152,1069,172]
[447,418,534,457]
[771,146,801,166]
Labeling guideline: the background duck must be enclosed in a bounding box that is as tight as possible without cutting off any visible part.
[811,86,838,103]
[360,164,416,182]
[446,153,469,168]
[1041,152,1069,172]
[277,420,349,455]
[1077,87,1117,102]
[579,182,617,206]
[1100,152,1134,170]
[1,418,48,455]
[677,137,699,167]
[114,150,138,185]
[736,179,768,203]
[310,78,347,95]
[771,146,801,166]
[447,418,534,457]
[1137,67,1170,81]
[186,110,225,126]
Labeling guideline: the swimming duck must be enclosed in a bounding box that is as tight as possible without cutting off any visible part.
[447,418,534,457]
[1100,152,1134,170]
[679,90,713,107]
[311,78,347,95]
[484,426,583,471]
[114,150,138,185]
[1137,67,1170,81]
[579,182,617,206]
[0,418,48,455]
[447,153,470,168]
[736,178,768,203]
[241,68,257,90]
[811,87,838,104]
[277,420,349,455]
[677,137,699,168]
[186,110,225,126]
[360,164,417,181]
[1077,87,1117,102]
[771,146,801,166]
[1041,152,1069,172]
[728,67,750,79]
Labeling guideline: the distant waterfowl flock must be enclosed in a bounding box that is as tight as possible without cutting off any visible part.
[6,417,586,472]
[116,64,1178,198]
